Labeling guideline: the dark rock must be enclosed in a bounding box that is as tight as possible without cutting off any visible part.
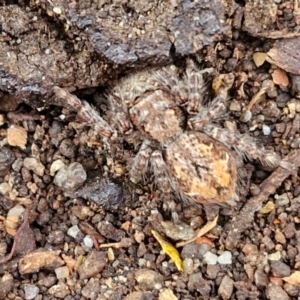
[0,147,15,176]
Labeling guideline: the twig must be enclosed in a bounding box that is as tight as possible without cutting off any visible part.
[223,150,300,250]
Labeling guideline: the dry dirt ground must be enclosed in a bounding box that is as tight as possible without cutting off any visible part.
[1,0,300,299]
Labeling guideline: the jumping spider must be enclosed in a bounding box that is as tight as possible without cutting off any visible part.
[54,60,280,206]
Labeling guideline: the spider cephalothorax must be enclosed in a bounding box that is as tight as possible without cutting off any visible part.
[54,60,280,206]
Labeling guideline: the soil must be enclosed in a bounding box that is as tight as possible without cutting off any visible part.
[1,0,300,299]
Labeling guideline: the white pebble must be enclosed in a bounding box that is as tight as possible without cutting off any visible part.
[7,205,25,218]
[67,225,81,239]
[50,159,65,176]
[262,124,271,135]
[240,110,252,123]
[24,284,39,300]
[55,266,69,279]
[0,182,11,195]
[217,251,232,265]
[23,157,45,176]
[83,235,94,248]
[203,251,218,265]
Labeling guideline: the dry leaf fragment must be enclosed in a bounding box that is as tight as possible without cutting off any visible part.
[195,236,215,248]
[176,216,218,247]
[283,271,300,285]
[272,69,289,87]
[253,52,267,67]
[7,125,27,149]
[152,230,183,272]
[0,212,36,265]
[258,201,275,214]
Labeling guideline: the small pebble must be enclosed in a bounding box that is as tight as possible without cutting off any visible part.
[0,182,11,195]
[0,146,15,176]
[23,157,45,177]
[229,100,241,112]
[268,251,281,261]
[217,251,232,265]
[50,159,65,176]
[83,235,94,248]
[183,258,194,274]
[203,251,218,265]
[218,275,234,300]
[274,193,290,206]
[55,266,70,279]
[7,205,25,218]
[54,162,86,190]
[24,284,39,300]
[240,110,252,123]
[67,225,81,239]
[262,124,271,135]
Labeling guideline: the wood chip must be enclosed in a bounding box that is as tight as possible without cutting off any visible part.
[7,125,27,149]
[283,271,300,285]
[19,249,64,274]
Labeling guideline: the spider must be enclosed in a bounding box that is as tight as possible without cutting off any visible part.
[53,60,280,206]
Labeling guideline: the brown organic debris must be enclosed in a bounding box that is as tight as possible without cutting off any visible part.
[176,216,218,248]
[7,125,27,150]
[19,249,64,274]
[0,212,36,265]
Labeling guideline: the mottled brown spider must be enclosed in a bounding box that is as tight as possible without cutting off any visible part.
[53,60,280,206]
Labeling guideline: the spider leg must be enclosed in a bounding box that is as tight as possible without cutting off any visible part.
[150,150,179,215]
[129,140,153,183]
[184,59,215,114]
[188,73,234,129]
[53,87,114,138]
[202,125,281,168]
[108,92,132,133]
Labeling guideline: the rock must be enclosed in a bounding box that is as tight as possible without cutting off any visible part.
[271,261,291,277]
[0,273,13,300]
[183,258,194,275]
[58,138,76,158]
[266,283,289,300]
[23,158,45,177]
[50,159,65,176]
[77,250,107,280]
[124,291,153,300]
[134,269,164,290]
[218,275,234,300]
[19,249,65,274]
[75,179,123,210]
[24,284,39,300]
[217,251,232,265]
[67,225,82,239]
[55,266,70,279]
[83,235,94,248]
[262,124,271,135]
[161,221,194,241]
[203,251,218,265]
[54,162,86,190]
[0,147,15,176]
[0,2,230,102]
[0,183,11,196]
[188,272,211,296]
[47,281,70,298]
[254,268,269,289]
[158,288,178,300]
[81,278,101,299]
